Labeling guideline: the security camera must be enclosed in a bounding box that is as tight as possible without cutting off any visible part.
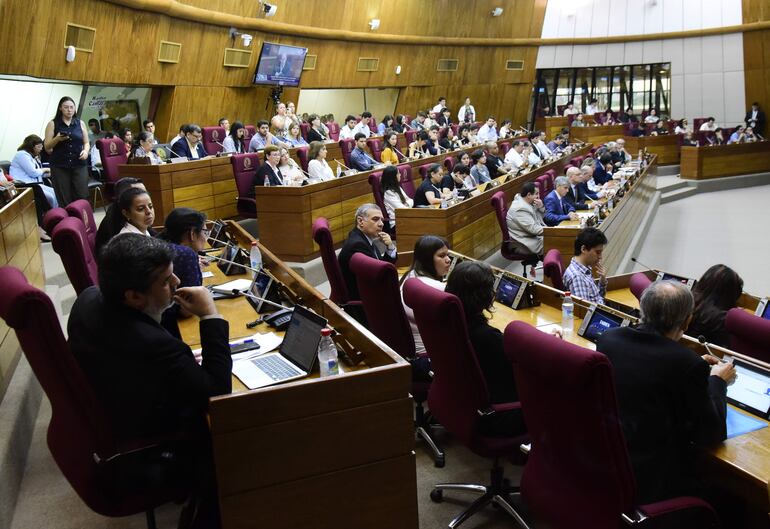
[241,34,253,46]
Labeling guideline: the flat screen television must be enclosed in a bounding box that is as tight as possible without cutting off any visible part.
[253,42,308,87]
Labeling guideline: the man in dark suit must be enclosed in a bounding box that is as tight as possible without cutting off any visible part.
[543,176,579,226]
[171,123,208,159]
[338,203,397,301]
[253,145,284,187]
[744,102,765,136]
[597,280,735,505]
[68,234,231,528]
[564,166,596,210]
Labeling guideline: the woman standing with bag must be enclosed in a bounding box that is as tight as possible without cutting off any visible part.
[44,96,90,206]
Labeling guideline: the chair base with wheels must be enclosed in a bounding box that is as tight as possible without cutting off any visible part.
[413,382,445,467]
[502,242,540,278]
[430,457,530,529]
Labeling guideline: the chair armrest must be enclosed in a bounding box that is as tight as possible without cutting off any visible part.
[94,431,193,465]
[625,496,718,527]
[477,401,522,416]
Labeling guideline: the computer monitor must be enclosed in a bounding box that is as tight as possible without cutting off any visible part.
[755,298,770,320]
[208,220,229,248]
[494,274,527,309]
[727,359,770,419]
[578,305,629,343]
[247,270,276,313]
[253,42,308,87]
[656,271,696,289]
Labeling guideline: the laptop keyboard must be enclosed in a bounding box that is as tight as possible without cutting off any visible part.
[252,355,301,380]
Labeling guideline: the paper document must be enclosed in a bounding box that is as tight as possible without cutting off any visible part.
[726,407,768,439]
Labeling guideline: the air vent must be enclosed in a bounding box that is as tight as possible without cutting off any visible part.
[224,48,252,68]
[505,60,524,70]
[357,57,379,72]
[64,23,96,52]
[303,54,317,70]
[437,59,459,72]
[158,41,182,64]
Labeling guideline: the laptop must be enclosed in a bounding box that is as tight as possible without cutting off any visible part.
[578,304,630,343]
[232,305,328,389]
[657,271,696,289]
[755,298,770,320]
[726,359,770,420]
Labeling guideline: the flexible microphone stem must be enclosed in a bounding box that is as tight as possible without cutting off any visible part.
[629,257,657,274]
[206,253,260,274]
[232,289,288,311]
[698,335,728,364]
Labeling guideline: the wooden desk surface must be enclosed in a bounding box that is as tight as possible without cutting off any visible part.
[680,141,770,180]
[570,124,625,146]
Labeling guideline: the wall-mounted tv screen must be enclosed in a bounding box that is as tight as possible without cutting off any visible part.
[253,42,308,87]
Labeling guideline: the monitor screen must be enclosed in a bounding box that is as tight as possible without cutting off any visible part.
[660,272,695,287]
[495,277,522,307]
[248,271,273,312]
[583,309,624,343]
[727,360,770,418]
[761,302,770,320]
[253,42,308,87]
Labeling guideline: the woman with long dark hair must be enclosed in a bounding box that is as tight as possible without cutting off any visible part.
[159,208,208,289]
[222,121,247,153]
[687,264,744,346]
[94,187,155,255]
[43,96,90,206]
[380,166,412,230]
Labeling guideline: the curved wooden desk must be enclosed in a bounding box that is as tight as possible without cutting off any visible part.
[680,141,770,179]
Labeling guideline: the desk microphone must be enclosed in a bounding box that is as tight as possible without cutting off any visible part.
[392,145,408,161]
[205,253,261,274]
[630,257,657,274]
[231,288,289,312]
[164,147,184,160]
[697,335,728,364]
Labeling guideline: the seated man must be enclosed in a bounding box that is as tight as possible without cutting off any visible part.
[581,164,612,199]
[248,120,281,151]
[171,124,208,159]
[503,140,528,170]
[597,280,735,504]
[699,117,717,131]
[615,138,632,163]
[424,126,441,155]
[593,153,614,186]
[506,182,546,255]
[564,166,596,210]
[543,176,579,226]
[477,116,498,142]
[218,117,230,134]
[352,112,373,137]
[338,115,358,140]
[485,141,508,176]
[546,134,566,154]
[169,124,187,147]
[530,131,552,160]
[338,204,397,300]
[348,133,378,171]
[630,121,647,137]
[142,120,158,145]
[410,111,427,131]
[562,227,608,303]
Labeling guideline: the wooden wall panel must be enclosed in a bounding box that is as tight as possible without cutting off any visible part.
[743,0,770,109]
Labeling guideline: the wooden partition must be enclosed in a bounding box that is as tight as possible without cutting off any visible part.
[534,116,569,139]
[0,189,44,400]
[624,134,681,165]
[680,141,770,179]
[570,124,625,146]
[118,157,237,223]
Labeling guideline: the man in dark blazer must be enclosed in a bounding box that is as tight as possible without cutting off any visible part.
[171,123,208,159]
[564,166,596,210]
[597,280,735,505]
[543,176,579,226]
[338,203,397,301]
[253,145,284,188]
[744,102,765,136]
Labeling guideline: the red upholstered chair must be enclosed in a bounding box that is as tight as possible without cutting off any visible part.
[543,249,565,291]
[556,104,567,115]
[65,199,97,254]
[299,122,310,141]
[499,142,511,156]
[202,126,225,154]
[326,121,340,141]
[96,138,128,201]
[725,308,770,363]
[450,124,459,136]
[243,125,256,142]
[438,126,449,139]
[443,156,456,173]
[367,116,377,130]
[51,217,98,295]
[339,138,355,168]
[629,272,653,301]
[366,171,390,229]
[693,118,708,131]
[504,321,720,529]
[534,174,550,198]
[230,153,259,219]
[0,267,189,529]
[490,191,539,276]
[404,130,417,145]
[349,254,445,467]
[571,156,584,167]
[295,146,310,172]
[311,217,361,310]
[403,115,412,126]
[418,163,432,181]
[403,279,528,527]
[366,138,383,162]
[43,208,69,236]
[396,164,416,198]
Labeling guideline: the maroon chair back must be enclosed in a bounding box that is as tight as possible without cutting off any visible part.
[202,126,225,154]
[65,199,97,254]
[51,217,98,295]
[499,142,511,156]
[543,249,565,290]
[629,272,653,301]
[725,308,770,363]
[231,153,259,218]
[244,125,256,141]
[300,122,310,141]
[339,138,355,167]
[504,321,636,528]
[418,163,432,181]
[96,138,128,200]
[312,217,350,305]
[692,118,707,131]
[366,171,388,225]
[327,122,340,141]
[443,156,456,172]
[43,208,69,235]
[367,117,377,130]
[350,254,415,360]
[396,164,416,198]
[366,138,383,162]
[534,174,550,198]
[295,146,310,172]
[450,124,459,136]
[403,115,412,126]
[403,279,494,448]
[404,130,417,145]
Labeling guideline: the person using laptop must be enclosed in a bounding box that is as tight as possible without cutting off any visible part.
[68,233,231,528]
[563,228,608,304]
[597,280,736,508]
[686,264,744,347]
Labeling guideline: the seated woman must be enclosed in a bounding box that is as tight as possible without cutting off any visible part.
[307,141,335,183]
[95,177,145,253]
[686,264,743,347]
[442,163,469,194]
[95,187,155,254]
[674,119,690,135]
[413,164,448,207]
[393,115,409,134]
[469,150,491,187]
[380,165,413,230]
[306,114,329,142]
[602,111,616,125]
[439,127,454,151]
[498,120,513,139]
[222,121,247,153]
[408,131,430,159]
[130,132,162,164]
[744,126,757,142]
[682,131,698,146]
[728,126,746,144]
[444,260,525,436]
[650,121,669,136]
[10,134,57,208]
[277,148,305,186]
[286,123,308,147]
[400,235,450,362]
[570,113,585,127]
[159,207,207,289]
[379,132,401,165]
[377,115,395,135]
[119,128,133,154]
[708,128,726,145]
[455,151,471,168]
[457,125,472,145]
[644,109,660,124]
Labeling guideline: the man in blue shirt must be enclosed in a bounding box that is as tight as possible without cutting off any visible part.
[348,133,377,171]
[562,227,608,303]
[543,176,579,226]
[248,120,282,152]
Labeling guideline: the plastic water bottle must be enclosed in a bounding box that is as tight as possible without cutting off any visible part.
[318,328,339,377]
[561,292,574,338]
[249,241,262,272]
[264,175,270,186]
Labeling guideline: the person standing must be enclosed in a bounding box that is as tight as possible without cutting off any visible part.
[44,96,90,206]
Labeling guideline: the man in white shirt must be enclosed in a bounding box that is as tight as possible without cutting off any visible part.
[699,117,718,131]
[352,112,373,138]
[339,115,359,140]
[432,97,447,114]
[586,98,600,116]
[531,132,552,160]
[504,140,528,170]
[615,138,632,163]
[477,116,498,142]
[563,102,578,116]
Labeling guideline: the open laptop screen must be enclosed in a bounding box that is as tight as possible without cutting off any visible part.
[727,359,770,419]
[279,305,328,372]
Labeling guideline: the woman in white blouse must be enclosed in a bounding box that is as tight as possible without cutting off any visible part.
[380,165,412,229]
[9,134,57,207]
[277,148,305,186]
[674,118,690,135]
[457,97,476,123]
[130,132,162,164]
[286,123,308,147]
[644,109,660,124]
[307,141,335,183]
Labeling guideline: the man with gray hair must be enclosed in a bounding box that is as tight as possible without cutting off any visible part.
[338,203,397,301]
[543,175,579,226]
[597,280,736,505]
